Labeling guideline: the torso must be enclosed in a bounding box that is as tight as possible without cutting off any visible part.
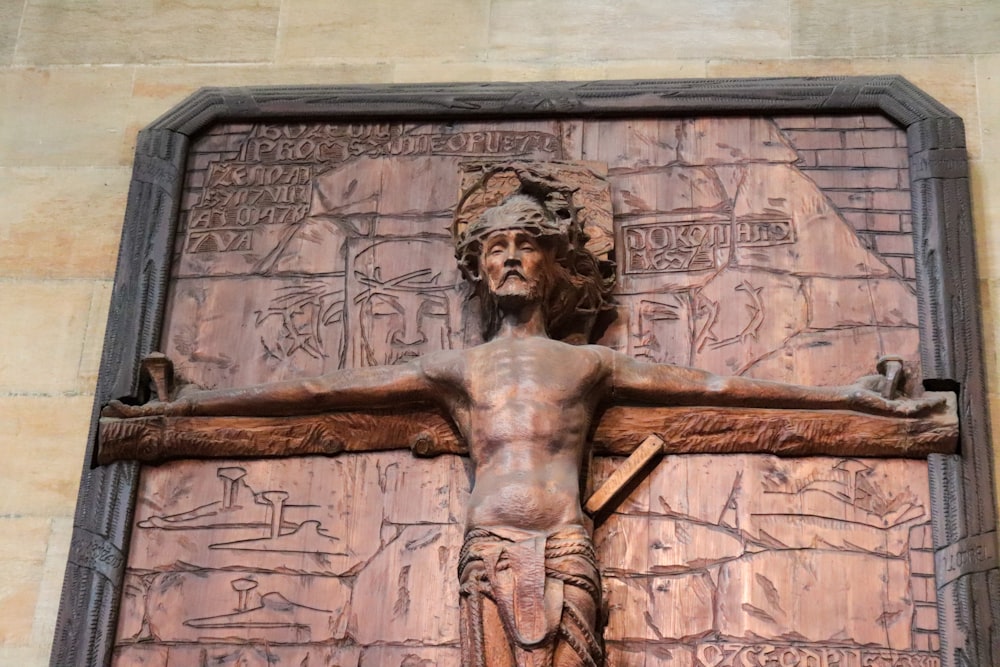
[422,336,612,532]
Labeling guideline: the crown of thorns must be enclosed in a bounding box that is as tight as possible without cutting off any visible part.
[452,165,589,282]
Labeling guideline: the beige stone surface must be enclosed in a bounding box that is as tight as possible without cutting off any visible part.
[277,0,490,62]
[391,59,708,84]
[0,397,89,516]
[982,279,1000,386]
[0,0,23,66]
[77,281,112,393]
[0,67,134,167]
[0,518,50,644]
[793,0,1000,57]
[0,646,51,666]
[978,54,1000,160]
[30,518,73,648]
[16,0,280,65]
[0,168,128,279]
[0,279,95,394]
[972,160,1000,277]
[489,0,790,61]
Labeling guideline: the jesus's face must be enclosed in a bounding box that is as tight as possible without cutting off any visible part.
[481,228,548,303]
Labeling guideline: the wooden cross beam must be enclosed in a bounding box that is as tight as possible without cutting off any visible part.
[98,391,958,465]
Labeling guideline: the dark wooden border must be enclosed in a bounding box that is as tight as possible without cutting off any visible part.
[51,77,997,667]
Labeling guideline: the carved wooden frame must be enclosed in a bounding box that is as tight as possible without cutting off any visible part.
[51,77,996,667]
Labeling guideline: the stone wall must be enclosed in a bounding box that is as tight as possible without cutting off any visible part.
[1,2,999,664]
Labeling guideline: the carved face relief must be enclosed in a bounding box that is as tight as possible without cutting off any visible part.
[349,238,464,367]
[362,290,452,365]
[481,229,547,303]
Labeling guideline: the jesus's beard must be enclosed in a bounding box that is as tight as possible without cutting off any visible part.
[491,272,543,309]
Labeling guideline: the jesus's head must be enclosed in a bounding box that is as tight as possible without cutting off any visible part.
[456,192,614,343]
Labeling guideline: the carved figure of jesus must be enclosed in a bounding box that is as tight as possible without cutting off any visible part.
[107,187,941,667]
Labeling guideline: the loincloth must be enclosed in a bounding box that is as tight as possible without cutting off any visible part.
[458,525,603,667]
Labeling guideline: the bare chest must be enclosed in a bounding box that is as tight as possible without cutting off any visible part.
[463,339,605,410]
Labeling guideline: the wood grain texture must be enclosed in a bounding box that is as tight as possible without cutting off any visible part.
[53,78,993,667]
[99,394,958,465]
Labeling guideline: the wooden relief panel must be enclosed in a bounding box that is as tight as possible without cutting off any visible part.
[111,115,938,666]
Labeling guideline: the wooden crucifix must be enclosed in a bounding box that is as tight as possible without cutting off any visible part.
[101,163,956,667]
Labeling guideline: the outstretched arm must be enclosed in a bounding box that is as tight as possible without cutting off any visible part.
[608,350,943,417]
[104,359,436,418]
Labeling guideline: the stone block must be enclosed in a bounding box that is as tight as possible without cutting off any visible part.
[0,1,23,66]
[0,168,128,279]
[805,167,902,191]
[30,518,73,647]
[0,646,51,667]
[0,517,50,644]
[978,54,1000,160]
[913,603,938,631]
[782,129,844,151]
[911,576,936,604]
[77,281,112,393]
[971,161,1000,279]
[875,233,915,256]
[909,523,934,550]
[0,279,95,394]
[869,212,906,232]
[0,67,134,168]
[392,61,607,84]
[871,189,914,211]
[792,1,1000,57]
[489,0,790,61]
[15,0,280,65]
[0,397,89,517]
[901,257,916,279]
[277,0,490,62]
[844,129,901,149]
[825,190,873,210]
[391,59,709,85]
[815,148,908,169]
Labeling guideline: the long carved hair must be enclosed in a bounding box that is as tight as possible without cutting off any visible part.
[456,191,615,343]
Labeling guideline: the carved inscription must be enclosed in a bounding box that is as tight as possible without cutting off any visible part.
[244,124,561,163]
[934,531,998,587]
[186,162,312,254]
[623,217,794,274]
[694,644,940,667]
[69,529,126,583]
